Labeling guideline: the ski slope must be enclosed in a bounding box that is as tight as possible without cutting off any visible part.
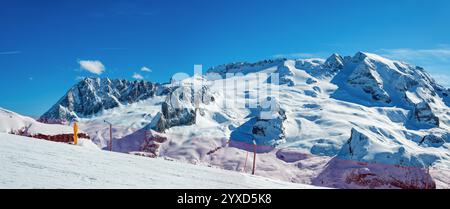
[0,133,319,189]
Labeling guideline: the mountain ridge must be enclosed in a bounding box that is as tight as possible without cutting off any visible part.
[41,52,449,123]
[40,77,169,123]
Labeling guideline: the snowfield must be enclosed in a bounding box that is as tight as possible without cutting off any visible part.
[0,133,319,189]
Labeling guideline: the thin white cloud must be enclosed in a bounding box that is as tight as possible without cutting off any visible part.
[132,73,144,80]
[379,48,450,62]
[272,52,321,59]
[75,76,86,81]
[99,47,126,51]
[0,51,21,55]
[430,73,450,88]
[78,60,105,75]
[378,47,450,88]
[141,66,152,72]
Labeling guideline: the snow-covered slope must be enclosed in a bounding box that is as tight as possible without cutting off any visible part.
[0,107,74,136]
[38,52,450,188]
[0,133,318,189]
[329,52,448,128]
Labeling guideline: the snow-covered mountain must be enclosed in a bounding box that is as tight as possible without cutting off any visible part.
[36,52,450,188]
[40,77,169,123]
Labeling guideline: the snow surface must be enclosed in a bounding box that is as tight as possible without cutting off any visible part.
[0,133,319,189]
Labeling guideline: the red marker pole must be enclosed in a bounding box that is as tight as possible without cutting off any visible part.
[109,124,112,151]
[252,139,257,175]
[104,120,113,152]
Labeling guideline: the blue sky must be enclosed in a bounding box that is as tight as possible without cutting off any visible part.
[1,0,450,117]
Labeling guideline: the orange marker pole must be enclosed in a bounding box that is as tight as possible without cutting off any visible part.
[73,122,78,145]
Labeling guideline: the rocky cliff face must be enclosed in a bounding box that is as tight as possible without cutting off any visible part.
[412,102,440,127]
[251,98,287,144]
[40,77,168,123]
[207,58,287,77]
[338,128,441,168]
[297,53,344,78]
[229,97,287,149]
[148,83,215,132]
